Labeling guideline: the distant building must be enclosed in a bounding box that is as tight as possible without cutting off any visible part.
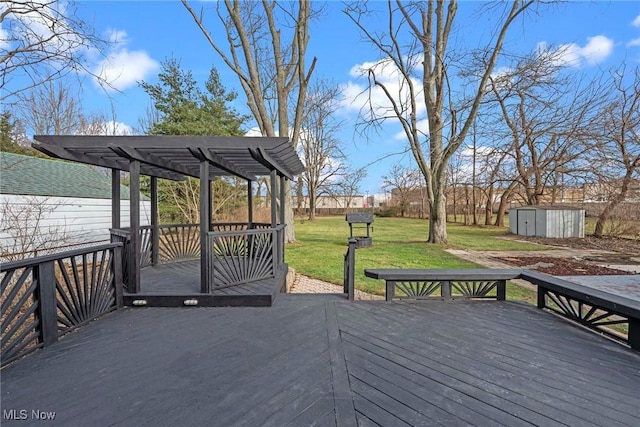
[1,152,150,260]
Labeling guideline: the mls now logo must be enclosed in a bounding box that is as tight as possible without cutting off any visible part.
[3,409,56,420]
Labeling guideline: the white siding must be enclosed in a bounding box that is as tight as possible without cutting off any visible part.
[0,195,151,258]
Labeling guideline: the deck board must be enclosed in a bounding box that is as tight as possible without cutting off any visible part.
[2,298,640,426]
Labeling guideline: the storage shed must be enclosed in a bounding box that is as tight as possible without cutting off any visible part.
[508,206,585,238]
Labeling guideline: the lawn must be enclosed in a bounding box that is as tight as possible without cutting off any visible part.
[286,216,544,300]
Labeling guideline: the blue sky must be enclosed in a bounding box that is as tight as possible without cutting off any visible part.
[5,1,640,195]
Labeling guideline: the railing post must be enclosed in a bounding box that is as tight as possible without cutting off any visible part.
[441,280,452,299]
[113,244,124,308]
[34,261,58,346]
[496,280,506,300]
[537,287,546,309]
[280,226,285,266]
[272,228,279,277]
[346,238,356,301]
[629,318,640,351]
[151,176,159,266]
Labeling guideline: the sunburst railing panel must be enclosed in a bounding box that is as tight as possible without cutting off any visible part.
[1,243,122,367]
[207,226,283,289]
[54,247,118,334]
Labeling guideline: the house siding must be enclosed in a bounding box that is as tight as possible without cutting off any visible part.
[0,194,151,259]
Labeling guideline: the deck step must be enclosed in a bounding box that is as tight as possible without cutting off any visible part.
[123,293,275,307]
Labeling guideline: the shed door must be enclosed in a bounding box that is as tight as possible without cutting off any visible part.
[517,210,536,236]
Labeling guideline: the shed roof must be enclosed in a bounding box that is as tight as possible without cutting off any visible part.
[32,135,305,181]
[0,152,138,199]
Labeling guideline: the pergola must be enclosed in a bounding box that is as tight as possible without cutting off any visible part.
[32,135,305,298]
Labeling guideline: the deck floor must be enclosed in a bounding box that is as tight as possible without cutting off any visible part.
[2,297,640,426]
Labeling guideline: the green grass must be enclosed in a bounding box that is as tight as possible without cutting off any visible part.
[286,216,547,297]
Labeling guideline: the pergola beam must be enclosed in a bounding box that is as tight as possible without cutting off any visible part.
[195,147,256,181]
[33,135,304,180]
[111,145,189,180]
[250,148,291,180]
[35,142,185,181]
[34,135,288,150]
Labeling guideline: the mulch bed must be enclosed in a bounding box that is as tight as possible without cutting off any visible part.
[493,256,633,276]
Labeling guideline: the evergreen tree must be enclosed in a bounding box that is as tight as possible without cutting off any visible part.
[139,59,249,222]
[140,58,247,136]
[0,111,43,157]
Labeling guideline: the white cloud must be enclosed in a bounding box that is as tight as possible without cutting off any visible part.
[632,14,640,27]
[244,127,263,137]
[628,37,640,48]
[103,121,133,136]
[93,33,159,92]
[0,25,9,50]
[541,35,614,68]
[1,1,84,61]
[393,118,429,141]
[340,58,427,124]
[581,35,614,65]
[105,28,128,47]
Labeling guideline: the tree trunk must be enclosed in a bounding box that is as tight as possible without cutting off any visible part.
[485,186,494,225]
[494,183,516,227]
[308,190,316,221]
[429,186,448,243]
[283,182,296,243]
[593,171,632,237]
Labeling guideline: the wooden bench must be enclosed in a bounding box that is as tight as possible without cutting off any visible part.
[364,268,640,351]
[364,268,522,301]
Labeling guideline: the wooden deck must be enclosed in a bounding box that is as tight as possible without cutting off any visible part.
[2,297,640,426]
[124,260,286,307]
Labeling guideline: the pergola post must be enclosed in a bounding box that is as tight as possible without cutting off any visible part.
[270,170,277,227]
[151,176,159,266]
[207,179,213,229]
[111,169,121,229]
[279,175,286,226]
[129,160,141,293]
[247,180,253,227]
[279,175,286,266]
[199,160,210,294]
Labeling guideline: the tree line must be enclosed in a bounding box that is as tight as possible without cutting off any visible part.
[2,1,638,243]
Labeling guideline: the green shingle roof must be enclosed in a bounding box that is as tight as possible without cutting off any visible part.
[1,152,139,200]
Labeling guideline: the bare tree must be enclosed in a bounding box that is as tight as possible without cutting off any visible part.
[0,195,72,262]
[1,0,110,102]
[330,168,367,214]
[382,163,421,218]
[486,48,601,207]
[345,0,537,242]
[16,80,84,135]
[182,0,319,242]
[591,66,640,237]
[298,81,345,220]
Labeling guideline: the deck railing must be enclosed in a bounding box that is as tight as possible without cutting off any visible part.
[364,268,640,351]
[110,223,277,291]
[1,243,123,367]
[343,238,357,300]
[207,225,285,289]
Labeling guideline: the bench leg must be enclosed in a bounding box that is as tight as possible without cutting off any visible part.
[386,281,395,301]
